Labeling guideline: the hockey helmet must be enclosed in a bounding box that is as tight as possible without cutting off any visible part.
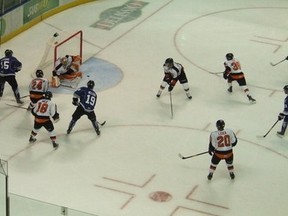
[87,80,95,89]
[5,49,13,57]
[35,69,44,78]
[284,85,288,94]
[225,53,234,61]
[165,58,174,68]
[216,119,225,130]
[44,91,53,100]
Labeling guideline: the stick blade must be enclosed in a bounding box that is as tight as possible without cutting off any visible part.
[178,153,184,159]
[270,62,276,66]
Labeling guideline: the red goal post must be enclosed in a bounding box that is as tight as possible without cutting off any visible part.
[54,30,83,66]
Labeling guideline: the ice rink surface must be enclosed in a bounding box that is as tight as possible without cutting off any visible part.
[1,0,288,215]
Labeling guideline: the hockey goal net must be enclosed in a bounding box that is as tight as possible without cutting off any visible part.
[35,30,83,79]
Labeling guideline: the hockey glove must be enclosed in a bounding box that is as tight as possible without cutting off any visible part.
[168,85,174,92]
[286,56,288,60]
[52,70,58,77]
[72,98,79,106]
[223,71,230,80]
[278,113,285,121]
[208,150,214,156]
[52,113,60,123]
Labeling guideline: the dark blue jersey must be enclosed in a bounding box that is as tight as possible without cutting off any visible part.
[73,87,97,112]
[0,56,22,76]
[284,96,288,115]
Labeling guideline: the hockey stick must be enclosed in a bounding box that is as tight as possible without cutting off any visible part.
[257,119,279,138]
[178,151,209,159]
[5,103,27,110]
[209,72,223,74]
[98,121,106,126]
[169,91,173,119]
[270,59,286,67]
[20,95,29,99]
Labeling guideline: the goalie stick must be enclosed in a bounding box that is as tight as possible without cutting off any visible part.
[270,59,286,67]
[178,151,209,159]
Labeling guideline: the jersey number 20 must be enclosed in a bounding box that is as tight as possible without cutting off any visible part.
[217,135,231,147]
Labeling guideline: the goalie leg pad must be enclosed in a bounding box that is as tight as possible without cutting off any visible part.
[51,76,60,88]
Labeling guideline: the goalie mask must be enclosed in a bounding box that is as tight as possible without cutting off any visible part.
[61,57,68,66]
[216,119,225,131]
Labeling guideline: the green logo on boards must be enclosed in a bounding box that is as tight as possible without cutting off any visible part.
[91,0,148,30]
[0,18,6,36]
[23,0,59,23]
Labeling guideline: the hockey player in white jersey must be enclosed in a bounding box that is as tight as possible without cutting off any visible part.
[29,91,59,149]
[27,69,49,111]
[223,53,256,103]
[156,58,192,99]
[207,120,237,180]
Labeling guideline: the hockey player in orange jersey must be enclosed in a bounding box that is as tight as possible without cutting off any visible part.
[51,55,82,87]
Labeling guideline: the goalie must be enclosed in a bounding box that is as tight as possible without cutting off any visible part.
[51,55,82,87]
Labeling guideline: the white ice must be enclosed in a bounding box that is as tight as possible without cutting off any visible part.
[0,0,288,215]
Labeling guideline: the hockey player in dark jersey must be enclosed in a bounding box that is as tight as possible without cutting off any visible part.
[0,49,24,104]
[277,85,288,137]
[67,80,100,135]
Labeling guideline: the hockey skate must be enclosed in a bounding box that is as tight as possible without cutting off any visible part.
[186,92,192,100]
[207,173,213,180]
[230,172,235,180]
[156,90,162,98]
[95,128,101,135]
[227,86,232,93]
[29,136,36,143]
[52,142,59,150]
[16,99,24,104]
[277,131,285,138]
[67,127,72,134]
[247,95,256,104]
